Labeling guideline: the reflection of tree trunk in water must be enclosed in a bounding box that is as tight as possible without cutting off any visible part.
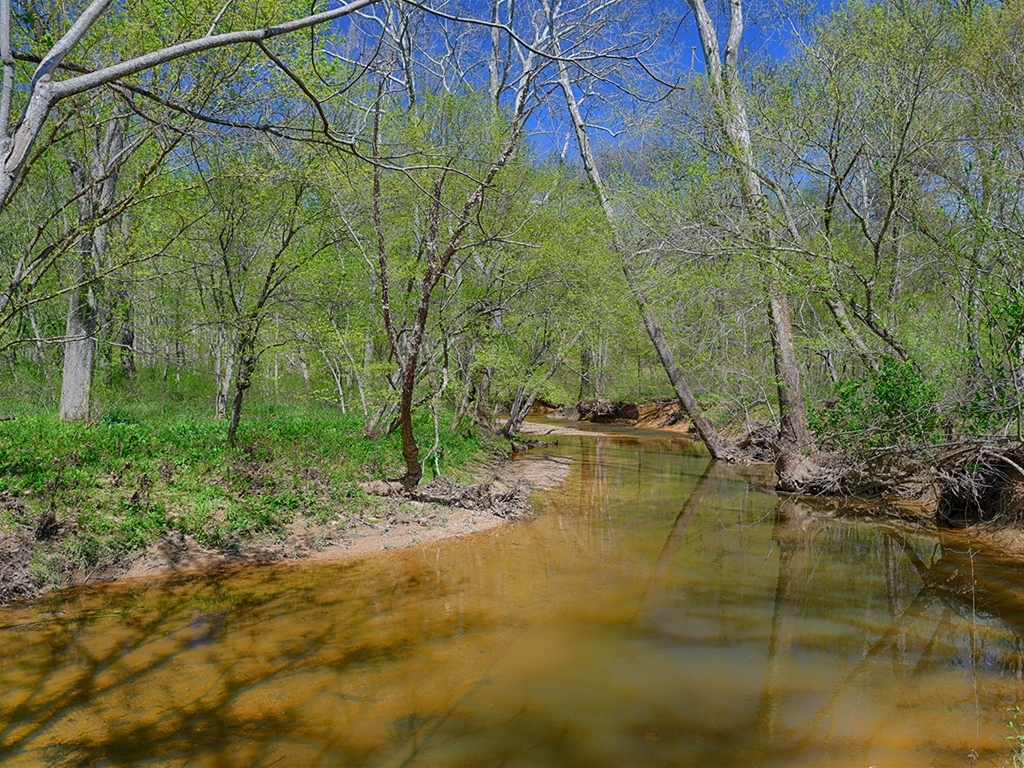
[590,440,613,553]
[755,498,822,739]
[578,438,595,517]
[779,527,953,750]
[637,460,726,615]
[792,589,936,751]
[562,438,614,557]
[883,531,907,674]
[760,522,968,752]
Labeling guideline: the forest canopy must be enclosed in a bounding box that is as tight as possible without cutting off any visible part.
[0,0,1022,492]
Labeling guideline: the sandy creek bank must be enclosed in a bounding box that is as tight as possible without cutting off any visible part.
[29,451,574,595]
[5,410,1024,602]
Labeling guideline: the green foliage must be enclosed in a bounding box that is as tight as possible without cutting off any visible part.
[1008,706,1024,768]
[0,402,489,584]
[811,359,942,450]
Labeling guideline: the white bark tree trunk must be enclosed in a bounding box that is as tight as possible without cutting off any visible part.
[214,325,234,421]
[59,278,96,421]
[58,116,123,421]
[688,0,813,452]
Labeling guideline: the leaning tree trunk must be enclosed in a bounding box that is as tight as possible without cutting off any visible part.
[635,288,738,460]
[544,8,736,461]
[502,385,541,438]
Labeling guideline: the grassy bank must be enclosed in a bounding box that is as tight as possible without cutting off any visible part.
[0,404,496,598]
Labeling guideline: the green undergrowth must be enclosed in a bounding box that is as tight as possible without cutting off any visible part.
[0,404,494,591]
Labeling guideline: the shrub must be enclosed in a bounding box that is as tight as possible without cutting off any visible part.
[812,358,942,450]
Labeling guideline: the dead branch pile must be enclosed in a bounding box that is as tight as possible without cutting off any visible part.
[780,438,1024,525]
[359,476,533,521]
[732,422,779,464]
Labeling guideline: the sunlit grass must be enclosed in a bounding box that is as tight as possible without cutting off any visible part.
[0,402,492,587]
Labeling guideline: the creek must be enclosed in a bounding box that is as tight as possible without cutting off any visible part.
[2,427,1024,766]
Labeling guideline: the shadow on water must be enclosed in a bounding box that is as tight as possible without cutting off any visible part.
[4,431,1024,766]
[0,560,496,767]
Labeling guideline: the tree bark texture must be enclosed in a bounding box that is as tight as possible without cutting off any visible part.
[59,279,97,421]
[58,116,122,421]
[226,345,255,446]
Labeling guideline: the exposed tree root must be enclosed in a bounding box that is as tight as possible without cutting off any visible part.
[546,400,1024,526]
[776,440,1024,527]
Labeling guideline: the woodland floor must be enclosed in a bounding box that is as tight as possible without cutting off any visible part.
[8,451,574,600]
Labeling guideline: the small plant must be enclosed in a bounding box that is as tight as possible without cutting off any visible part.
[1008,706,1024,768]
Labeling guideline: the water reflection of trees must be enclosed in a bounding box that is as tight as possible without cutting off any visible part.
[0,559,500,767]
[634,465,1024,765]
[7,439,1024,767]
[757,499,1024,761]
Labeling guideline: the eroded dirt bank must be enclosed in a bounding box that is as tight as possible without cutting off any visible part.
[1,452,572,602]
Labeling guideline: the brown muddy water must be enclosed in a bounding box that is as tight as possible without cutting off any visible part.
[3,431,1024,767]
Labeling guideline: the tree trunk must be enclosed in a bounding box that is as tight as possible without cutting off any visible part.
[502,386,541,438]
[578,346,593,402]
[766,287,810,449]
[119,309,135,379]
[688,0,813,453]
[59,278,97,422]
[636,288,738,460]
[58,116,122,422]
[398,365,422,488]
[472,366,492,427]
[543,6,735,459]
[226,348,254,446]
[372,64,535,488]
[214,327,233,421]
[824,295,876,372]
